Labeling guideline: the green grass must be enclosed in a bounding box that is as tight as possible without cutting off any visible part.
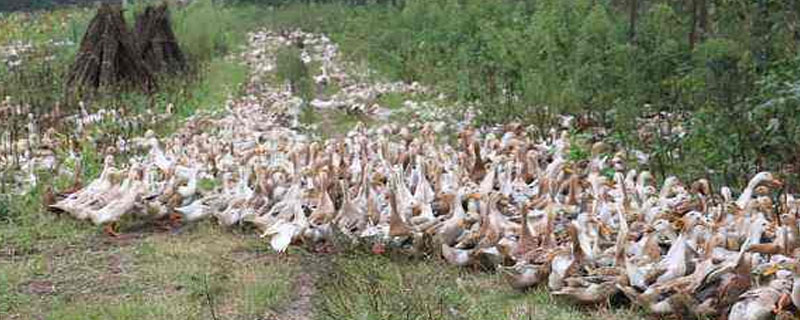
[276,46,315,102]
[301,108,372,141]
[377,92,407,110]
[315,252,643,320]
[0,221,298,319]
[0,2,283,318]
[1,3,673,320]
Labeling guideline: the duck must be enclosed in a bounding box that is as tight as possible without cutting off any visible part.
[441,242,474,267]
[50,155,118,219]
[388,189,413,238]
[729,274,793,320]
[500,261,548,291]
[552,278,619,306]
[263,221,303,253]
[736,172,783,210]
[309,174,335,225]
[548,224,584,291]
[335,180,367,235]
[176,165,200,199]
[174,198,211,223]
[436,191,471,245]
[789,258,800,310]
[87,163,143,236]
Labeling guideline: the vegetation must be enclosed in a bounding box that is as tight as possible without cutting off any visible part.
[0,2,279,318]
[276,46,315,101]
[316,252,642,320]
[260,0,800,189]
[0,218,298,319]
[2,0,800,319]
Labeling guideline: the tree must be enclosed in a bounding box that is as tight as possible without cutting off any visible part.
[688,0,698,50]
[629,0,639,42]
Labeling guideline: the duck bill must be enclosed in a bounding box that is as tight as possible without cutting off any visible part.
[598,223,613,237]
[770,178,784,189]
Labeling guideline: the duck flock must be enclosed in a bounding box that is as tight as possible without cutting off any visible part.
[29,29,800,319]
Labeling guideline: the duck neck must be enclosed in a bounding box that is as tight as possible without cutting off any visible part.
[738,176,765,208]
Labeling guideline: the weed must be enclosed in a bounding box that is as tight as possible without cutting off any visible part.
[315,251,643,320]
[275,46,314,102]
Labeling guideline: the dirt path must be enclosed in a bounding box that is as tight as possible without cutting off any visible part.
[270,272,315,320]
[269,251,340,320]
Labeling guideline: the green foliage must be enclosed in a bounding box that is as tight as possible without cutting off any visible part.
[264,0,800,188]
[275,46,314,101]
[0,196,9,222]
[174,0,241,63]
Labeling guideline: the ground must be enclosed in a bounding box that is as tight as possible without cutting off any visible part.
[0,3,650,320]
[1,218,297,320]
[0,213,644,319]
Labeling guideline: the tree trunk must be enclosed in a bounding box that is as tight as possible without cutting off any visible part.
[790,0,800,53]
[629,0,638,43]
[698,0,708,39]
[754,0,770,73]
[689,0,698,51]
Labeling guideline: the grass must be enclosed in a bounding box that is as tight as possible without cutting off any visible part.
[1,2,288,319]
[2,2,654,320]
[256,0,800,190]
[0,221,298,319]
[316,252,644,320]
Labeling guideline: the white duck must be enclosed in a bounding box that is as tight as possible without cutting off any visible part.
[175,198,211,222]
[736,172,782,210]
[88,163,143,236]
[51,155,118,220]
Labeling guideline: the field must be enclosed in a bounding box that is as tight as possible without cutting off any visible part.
[0,2,631,319]
[1,1,799,320]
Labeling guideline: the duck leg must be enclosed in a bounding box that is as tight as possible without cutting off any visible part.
[153,215,173,231]
[103,222,119,237]
[774,292,792,314]
[169,212,183,229]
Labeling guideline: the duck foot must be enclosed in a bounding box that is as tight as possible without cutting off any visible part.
[169,213,183,229]
[773,293,791,314]
[103,223,119,237]
[153,217,171,232]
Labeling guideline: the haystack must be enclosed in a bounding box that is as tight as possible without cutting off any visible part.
[135,3,186,73]
[66,4,156,93]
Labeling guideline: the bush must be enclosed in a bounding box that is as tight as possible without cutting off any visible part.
[264,0,800,188]
[275,46,314,101]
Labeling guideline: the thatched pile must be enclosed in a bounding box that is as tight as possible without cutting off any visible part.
[135,3,186,73]
[66,4,156,93]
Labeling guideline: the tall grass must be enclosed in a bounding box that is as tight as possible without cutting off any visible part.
[261,0,800,189]
[173,0,262,64]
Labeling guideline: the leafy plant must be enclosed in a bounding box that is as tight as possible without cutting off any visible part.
[275,46,314,102]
